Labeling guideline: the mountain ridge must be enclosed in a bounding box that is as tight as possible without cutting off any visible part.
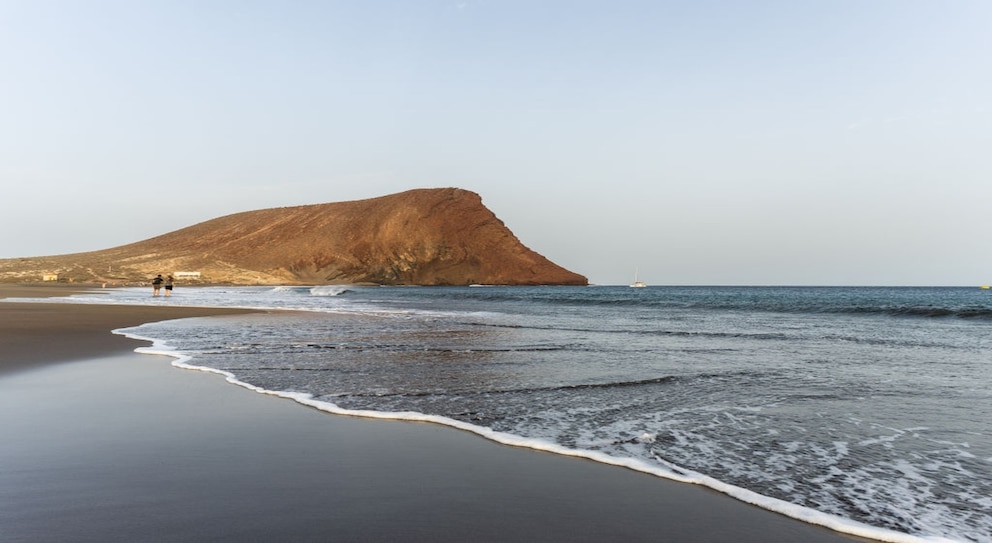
[0,188,588,286]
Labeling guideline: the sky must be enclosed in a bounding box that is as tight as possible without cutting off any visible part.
[1,1,989,286]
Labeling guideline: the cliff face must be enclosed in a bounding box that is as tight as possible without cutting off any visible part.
[0,188,588,286]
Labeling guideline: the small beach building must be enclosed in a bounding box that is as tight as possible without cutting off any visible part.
[42,273,59,282]
[174,271,201,280]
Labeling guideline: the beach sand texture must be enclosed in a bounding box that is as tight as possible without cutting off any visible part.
[0,286,868,542]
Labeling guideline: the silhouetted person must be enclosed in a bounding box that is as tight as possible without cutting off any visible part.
[152,274,164,296]
[164,274,174,297]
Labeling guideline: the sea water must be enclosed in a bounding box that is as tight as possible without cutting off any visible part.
[44,286,992,542]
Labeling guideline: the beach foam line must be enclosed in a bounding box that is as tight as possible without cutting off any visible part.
[114,326,960,543]
[2,292,454,321]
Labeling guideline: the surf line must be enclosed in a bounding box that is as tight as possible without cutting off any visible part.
[113,326,956,543]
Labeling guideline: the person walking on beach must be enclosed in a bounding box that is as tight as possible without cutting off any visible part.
[164,274,174,297]
[152,274,164,296]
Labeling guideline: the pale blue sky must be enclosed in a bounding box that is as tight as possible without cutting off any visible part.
[1,1,989,285]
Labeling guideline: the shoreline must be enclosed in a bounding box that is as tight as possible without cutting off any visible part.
[0,284,254,376]
[0,290,874,542]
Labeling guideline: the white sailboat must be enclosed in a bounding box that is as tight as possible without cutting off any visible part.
[630,268,647,288]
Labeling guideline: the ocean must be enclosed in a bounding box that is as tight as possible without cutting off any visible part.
[51,285,992,542]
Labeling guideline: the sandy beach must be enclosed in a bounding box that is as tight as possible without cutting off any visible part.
[0,284,253,376]
[0,286,870,542]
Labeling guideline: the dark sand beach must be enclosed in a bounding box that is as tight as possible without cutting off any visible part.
[0,284,253,376]
[0,285,869,542]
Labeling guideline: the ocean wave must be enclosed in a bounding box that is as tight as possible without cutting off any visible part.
[848,305,992,319]
[477,320,794,341]
[268,285,308,293]
[332,375,683,398]
[327,370,773,399]
[264,285,353,297]
[293,342,574,353]
[310,285,351,296]
[114,325,947,543]
[400,286,992,320]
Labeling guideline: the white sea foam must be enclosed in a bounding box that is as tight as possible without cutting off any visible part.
[113,324,962,543]
[309,285,350,296]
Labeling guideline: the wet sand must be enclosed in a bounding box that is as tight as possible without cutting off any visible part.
[0,284,252,376]
[0,287,870,542]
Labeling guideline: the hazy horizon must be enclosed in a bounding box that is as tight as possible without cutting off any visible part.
[2,1,989,286]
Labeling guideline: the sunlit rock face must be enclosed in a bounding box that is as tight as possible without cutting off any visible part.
[1,188,587,286]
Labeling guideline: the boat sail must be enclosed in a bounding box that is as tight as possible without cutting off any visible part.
[630,268,647,288]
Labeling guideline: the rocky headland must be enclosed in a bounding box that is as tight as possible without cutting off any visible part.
[0,188,587,286]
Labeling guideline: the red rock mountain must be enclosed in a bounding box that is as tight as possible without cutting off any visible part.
[0,188,587,286]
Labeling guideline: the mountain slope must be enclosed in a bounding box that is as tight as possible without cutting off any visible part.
[0,188,587,286]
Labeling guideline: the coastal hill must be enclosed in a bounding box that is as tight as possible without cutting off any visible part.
[0,188,588,286]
